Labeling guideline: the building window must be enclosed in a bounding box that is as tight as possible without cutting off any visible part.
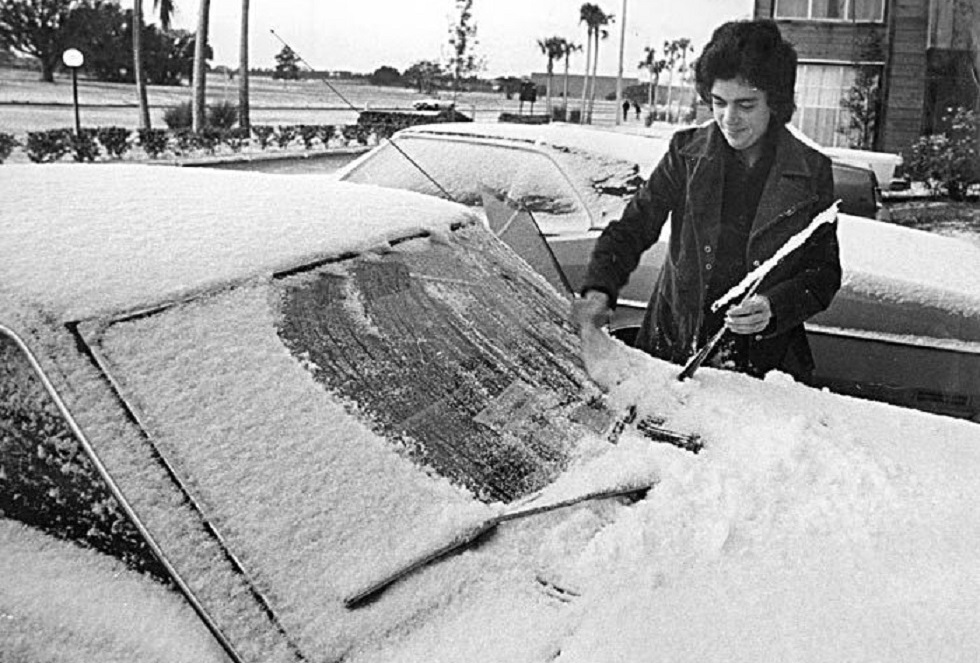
[774,0,884,21]
[793,63,857,147]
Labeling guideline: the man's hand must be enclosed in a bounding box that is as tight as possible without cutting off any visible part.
[572,289,612,335]
[572,290,626,388]
[724,294,772,335]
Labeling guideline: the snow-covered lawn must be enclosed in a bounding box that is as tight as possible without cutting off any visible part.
[2,164,980,662]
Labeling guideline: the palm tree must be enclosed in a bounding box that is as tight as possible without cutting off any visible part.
[663,38,694,123]
[662,40,679,122]
[588,14,612,122]
[578,4,607,124]
[133,0,173,130]
[561,41,581,121]
[238,0,250,131]
[191,0,211,132]
[537,36,567,117]
[638,46,666,116]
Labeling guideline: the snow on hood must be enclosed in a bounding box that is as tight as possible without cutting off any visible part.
[0,164,478,321]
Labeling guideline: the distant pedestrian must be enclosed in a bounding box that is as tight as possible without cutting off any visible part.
[633,100,641,119]
[622,100,630,121]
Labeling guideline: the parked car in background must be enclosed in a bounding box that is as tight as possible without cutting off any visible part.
[336,122,980,422]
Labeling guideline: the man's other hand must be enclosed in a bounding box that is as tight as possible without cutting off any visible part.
[724,294,772,335]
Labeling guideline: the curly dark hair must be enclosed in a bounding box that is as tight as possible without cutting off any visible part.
[694,20,798,125]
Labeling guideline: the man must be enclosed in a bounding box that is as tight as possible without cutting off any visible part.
[574,20,841,382]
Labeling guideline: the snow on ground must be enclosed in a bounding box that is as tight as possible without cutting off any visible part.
[4,164,980,661]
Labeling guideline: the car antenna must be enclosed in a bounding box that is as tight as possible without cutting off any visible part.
[268,29,454,201]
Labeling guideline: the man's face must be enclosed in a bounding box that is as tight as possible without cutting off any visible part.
[710,77,772,156]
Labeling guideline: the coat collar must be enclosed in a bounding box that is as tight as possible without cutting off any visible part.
[679,121,813,181]
[677,121,821,244]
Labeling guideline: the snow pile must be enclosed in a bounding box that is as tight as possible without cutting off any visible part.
[0,164,477,320]
[538,346,980,662]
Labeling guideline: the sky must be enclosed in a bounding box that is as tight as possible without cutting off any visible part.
[158,0,754,78]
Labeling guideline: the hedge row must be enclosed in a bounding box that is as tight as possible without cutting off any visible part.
[0,123,394,165]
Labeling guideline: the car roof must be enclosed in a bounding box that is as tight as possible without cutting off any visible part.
[397,121,673,171]
[0,165,478,323]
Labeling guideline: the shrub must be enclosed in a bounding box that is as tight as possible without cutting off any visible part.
[171,128,202,155]
[25,129,72,163]
[0,131,19,163]
[251,124,275,149]
[297,124,320,149]
[163,101,193,129]
[316,125,336,146]
[275,125,298,148]
[498,112,550,125]
[208,101,239,130]
[904,106,979,200]
[69,128,101,162]
[96,126,131,159]
[221,127,249,152]
[137,128,169,159]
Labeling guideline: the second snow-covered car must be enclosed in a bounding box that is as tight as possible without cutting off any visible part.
[335,122,980,422]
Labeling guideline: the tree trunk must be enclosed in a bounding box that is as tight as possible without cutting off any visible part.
[238,0,250,131]
[579,31,592,124]
[545,61,553,117]
[562,55,570,121]
[191,0,211,132]
[588,33,600,122]
[40,56,56,83]
[133,0,152,130]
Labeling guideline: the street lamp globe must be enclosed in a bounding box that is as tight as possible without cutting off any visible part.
[62,48,84,69]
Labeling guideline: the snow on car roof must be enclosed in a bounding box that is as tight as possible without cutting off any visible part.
[401,121,671,171]
[0,164,478,321]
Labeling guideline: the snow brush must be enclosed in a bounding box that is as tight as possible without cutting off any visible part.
[678,200,841,381]
[343,479,653,608]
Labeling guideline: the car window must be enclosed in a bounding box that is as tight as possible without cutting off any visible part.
[0,330,163,578]
[340,136,592,234]
[81,224,609,660]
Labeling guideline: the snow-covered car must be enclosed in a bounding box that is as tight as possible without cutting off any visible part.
[4,165,980,663]
[335,122,980,422]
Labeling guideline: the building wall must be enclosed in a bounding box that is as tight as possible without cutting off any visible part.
[755,0,930,153]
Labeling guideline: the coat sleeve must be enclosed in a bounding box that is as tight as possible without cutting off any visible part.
[762,154,842,336]
[581,132,686,307]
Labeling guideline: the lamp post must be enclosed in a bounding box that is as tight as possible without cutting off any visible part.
[614,0,627,126]
[62,48,84,136]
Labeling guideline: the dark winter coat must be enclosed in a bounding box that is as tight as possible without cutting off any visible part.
[582,121,842,379]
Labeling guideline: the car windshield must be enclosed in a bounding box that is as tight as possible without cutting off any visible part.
[77,225,609,659]
[339,135,644,234]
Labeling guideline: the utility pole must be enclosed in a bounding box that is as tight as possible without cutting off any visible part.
[614,0,627,125]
